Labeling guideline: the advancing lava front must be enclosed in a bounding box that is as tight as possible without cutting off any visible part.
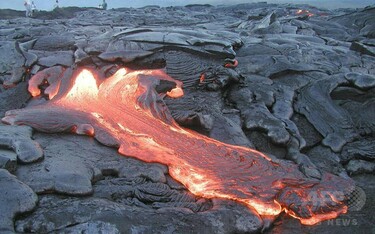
[2,67,355,225]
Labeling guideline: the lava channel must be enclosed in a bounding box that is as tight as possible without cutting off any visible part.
[2,67,355,225]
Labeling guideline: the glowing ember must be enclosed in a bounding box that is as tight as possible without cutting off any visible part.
[199,73,206,83]
[296,9,314,17]
[224,59,239,68]
[2,67,354,225]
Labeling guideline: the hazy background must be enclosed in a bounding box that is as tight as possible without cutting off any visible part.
[0,0,373,11]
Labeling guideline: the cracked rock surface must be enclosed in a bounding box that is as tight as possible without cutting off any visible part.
[0,169,38,233]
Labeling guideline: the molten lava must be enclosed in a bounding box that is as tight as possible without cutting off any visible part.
[3,67,354,225]
[296,9,314,17]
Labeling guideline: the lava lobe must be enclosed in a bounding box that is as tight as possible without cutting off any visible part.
[2,67,355,225]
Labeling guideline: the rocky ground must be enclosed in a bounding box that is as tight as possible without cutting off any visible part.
[0,3,374,233]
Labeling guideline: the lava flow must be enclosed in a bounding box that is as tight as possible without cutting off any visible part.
[296,9,315,17]
[2,67,355,225]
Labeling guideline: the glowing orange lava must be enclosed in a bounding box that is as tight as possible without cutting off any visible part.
[3,67,354,225]
[224,59,239,68]
[296,9,314,17]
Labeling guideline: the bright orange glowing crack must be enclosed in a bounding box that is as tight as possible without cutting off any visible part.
[296,9,314,17]
[2,67,355,225]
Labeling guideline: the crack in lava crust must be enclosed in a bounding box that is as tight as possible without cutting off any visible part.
[2,67,355,225]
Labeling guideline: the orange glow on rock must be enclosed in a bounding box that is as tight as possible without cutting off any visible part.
[2,67,355,225]
[224,59,239,68]
[296,9,314,17]
[199,73,206,83]
[286,206,347,225]
[28,66,66,99]
[166,87,184,98]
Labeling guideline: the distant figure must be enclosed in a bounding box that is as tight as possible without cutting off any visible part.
[31,1,37,14]
[101,0,108,10]
[54,0,59,9]
[24,0,32,17]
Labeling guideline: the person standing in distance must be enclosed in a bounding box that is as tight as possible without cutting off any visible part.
[102,0,107,10]
[54,0,59,9]
[24,0,32,17]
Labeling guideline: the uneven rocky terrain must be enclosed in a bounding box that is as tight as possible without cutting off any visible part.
[0,3,374,233]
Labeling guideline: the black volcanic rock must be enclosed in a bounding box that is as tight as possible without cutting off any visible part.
[0,169,38,233]
[330,6,375,38]
[15,196,262,233]
[350,41,375,56]
[0,82,31,117]
[342,139,375,162]
[0,125,43,164]
[33,36,76,51]
[0,149,17,172]
[346,159,375,175]
[294,74,358,152]
[0,7,96,20]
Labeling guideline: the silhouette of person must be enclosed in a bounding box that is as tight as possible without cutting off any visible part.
[102,0,107,10]
[31,1,36,14]
[24,0,32,17]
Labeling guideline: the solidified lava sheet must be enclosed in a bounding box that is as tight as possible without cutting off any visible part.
[2,67,355,225]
